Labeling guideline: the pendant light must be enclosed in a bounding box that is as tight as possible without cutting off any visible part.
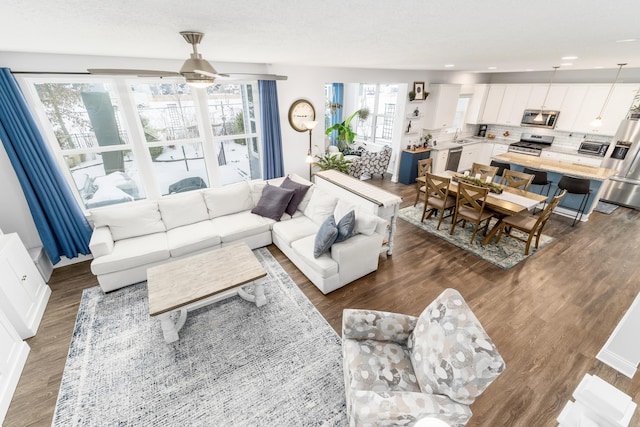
[591,63,627,127]
[534,66,560,122]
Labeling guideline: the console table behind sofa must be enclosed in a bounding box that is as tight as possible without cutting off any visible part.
[314,170,402,255]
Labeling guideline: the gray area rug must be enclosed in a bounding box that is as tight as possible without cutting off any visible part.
[400,204,554,270]
[594,201,619,214]
[53,248,347,426]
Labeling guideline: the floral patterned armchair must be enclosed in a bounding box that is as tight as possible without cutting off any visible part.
[348,145,392,180]
[342,288,505,427]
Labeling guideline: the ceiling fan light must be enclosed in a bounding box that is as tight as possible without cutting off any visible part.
[186,79,215,88]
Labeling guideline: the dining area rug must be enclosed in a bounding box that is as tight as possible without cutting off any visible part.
[52,248,347,426]
[399,204,554,269]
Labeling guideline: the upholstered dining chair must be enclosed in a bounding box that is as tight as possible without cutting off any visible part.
[495,190,566,255]
[500,169,534,191]
[342,288,505,427]
[421,173,456,230]
[413,158,434,206]
[450,181,494,244]
[470,162,499,181]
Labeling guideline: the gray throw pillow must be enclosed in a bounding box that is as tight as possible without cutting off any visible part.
[251,184,295,221]
[314,215,338,258]
[334,210,355,243]
[280,176,311,216]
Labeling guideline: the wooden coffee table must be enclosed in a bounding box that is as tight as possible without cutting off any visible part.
[147,243,268,343]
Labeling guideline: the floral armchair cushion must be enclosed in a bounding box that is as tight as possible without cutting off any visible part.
[408,288,506,405]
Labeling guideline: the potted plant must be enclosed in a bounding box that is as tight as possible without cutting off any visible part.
[325,108,370,153]
[408,91,416,101]
[313,152,352,174]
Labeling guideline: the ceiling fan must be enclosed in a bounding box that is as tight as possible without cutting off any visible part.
[88,31,287,87]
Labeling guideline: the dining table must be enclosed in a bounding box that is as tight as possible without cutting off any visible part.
[416,171,548,245]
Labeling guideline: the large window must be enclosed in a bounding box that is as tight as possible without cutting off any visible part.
[354,83,399,145]
[21,77,262,210]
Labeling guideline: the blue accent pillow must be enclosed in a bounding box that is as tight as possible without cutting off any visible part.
[251,184,295,221]
[280,176,311,216]
[314,215,338,258]
[334,210,355,243]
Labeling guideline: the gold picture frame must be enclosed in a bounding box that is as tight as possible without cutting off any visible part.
[413,82,426,100]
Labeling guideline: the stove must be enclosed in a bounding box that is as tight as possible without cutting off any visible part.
[508,133,554,156]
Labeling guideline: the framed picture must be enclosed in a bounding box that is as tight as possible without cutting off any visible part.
[413,82,426,100]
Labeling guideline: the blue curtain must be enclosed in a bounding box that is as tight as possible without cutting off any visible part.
[329,83,344,146]
[258,80,284,179]
[0,68,92,264]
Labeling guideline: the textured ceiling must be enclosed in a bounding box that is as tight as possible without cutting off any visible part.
[1,0,640,73]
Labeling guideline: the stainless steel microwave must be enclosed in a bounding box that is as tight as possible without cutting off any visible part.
[578,141,609,157]
[521,110,559,129]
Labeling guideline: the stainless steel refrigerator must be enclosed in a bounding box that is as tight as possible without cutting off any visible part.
[600,119,640,208]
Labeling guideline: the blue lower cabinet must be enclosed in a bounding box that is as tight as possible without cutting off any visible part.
[399,149,430,185]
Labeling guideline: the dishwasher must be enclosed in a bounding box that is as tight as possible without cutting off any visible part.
[445,147,462,172]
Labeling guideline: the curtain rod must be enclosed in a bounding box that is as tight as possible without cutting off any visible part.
[11,71,91,75]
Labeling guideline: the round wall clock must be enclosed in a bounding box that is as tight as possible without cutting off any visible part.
[288,99,316,132]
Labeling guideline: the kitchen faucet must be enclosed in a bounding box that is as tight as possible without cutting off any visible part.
[453,128,460,142]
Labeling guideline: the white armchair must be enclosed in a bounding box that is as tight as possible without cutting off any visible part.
[342,288,505,426]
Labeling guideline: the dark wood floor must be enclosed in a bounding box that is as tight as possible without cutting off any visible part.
[6,178,640,426]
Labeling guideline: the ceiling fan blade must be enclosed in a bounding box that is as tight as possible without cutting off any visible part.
[217,73,288,81]
[192,69,229,79]
[88,69,182,77]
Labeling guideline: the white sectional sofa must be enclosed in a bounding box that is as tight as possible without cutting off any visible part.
[88,174,387,294]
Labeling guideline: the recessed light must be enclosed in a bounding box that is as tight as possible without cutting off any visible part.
[616,38,637,43]
[488,66,497,70]
[562,56,578,60]
[444,64,455,68]
[525,68,534,72]
[561,63,573,66]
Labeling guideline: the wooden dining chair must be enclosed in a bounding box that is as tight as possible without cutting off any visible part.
[450,181,494,244]
[470,162,499,181]
[413,158,433,206]
[421,173,456,230]
[500,169,534,191]
[495,190,567,255]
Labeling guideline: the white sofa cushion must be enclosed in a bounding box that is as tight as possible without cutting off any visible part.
[210,211,274,243]
[272,216,318,248]
[90,232,170,275]
[303,188,338,226]
[290,234,339,278]
[203,181,254,219]
[158,191,209,230]
[91,200,165,241]
[166,221,222,258]
[89,227,114,257]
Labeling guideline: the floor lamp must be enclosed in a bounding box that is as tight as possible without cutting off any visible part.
[304,121,319,180]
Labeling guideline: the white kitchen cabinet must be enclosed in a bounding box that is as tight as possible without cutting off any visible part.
[596,84,639,135]
[541,151,603,167]
[0,310,29,424]
[0,233,51,339]
[423,84,461,130]
[527,84,568,111]
[497,85,531,126]
[459,143,491,172]
[479,84,505,124]
[464,84,488,124]
[491,143,509,158]
[555,85,589,132]
[431,149,449,174]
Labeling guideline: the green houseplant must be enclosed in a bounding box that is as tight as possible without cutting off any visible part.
[325,108,369,153]
[313,152,352,174]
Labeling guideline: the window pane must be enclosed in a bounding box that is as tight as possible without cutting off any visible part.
[218,137,260,185]
[131,83,199,141]
[66,150,144,209]
[151,142,209,195]
[33,82,129,151]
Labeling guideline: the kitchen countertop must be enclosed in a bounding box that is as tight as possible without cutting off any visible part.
[494,152,617,181]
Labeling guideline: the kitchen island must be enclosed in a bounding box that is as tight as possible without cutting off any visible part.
[494,152,618,222]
